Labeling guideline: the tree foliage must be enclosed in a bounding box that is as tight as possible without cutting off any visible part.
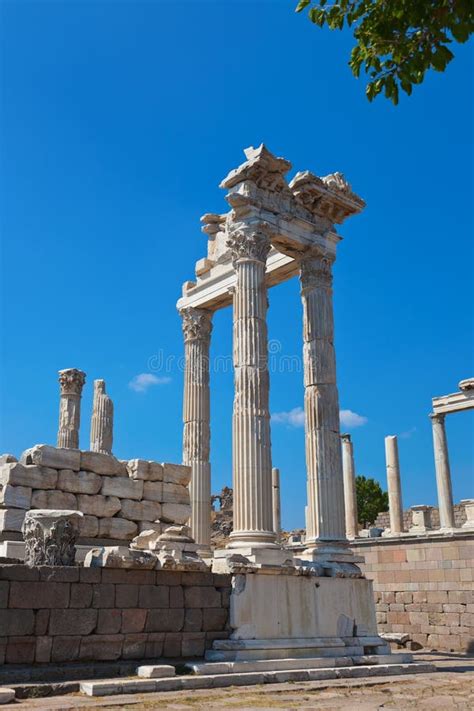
[356,475,389,527]
[296,0,474,103]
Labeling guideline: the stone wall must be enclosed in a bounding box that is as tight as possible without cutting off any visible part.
[0,565,231,665]
[0,445,191,545]
[352,533,474,653]
[374,504,467,531]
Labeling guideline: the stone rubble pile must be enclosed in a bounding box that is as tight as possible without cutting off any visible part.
[0,444,191,542]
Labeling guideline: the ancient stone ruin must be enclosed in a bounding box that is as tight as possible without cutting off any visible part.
[0,146,471,701]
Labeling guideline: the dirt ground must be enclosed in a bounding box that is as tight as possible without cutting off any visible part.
[7,653,474,710]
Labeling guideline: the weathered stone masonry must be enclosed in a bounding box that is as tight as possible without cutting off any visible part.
[353,535,474,653]
[0,566,231,664]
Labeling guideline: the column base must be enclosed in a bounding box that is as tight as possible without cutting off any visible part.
[212,545,293,572]
[297,540,363,578]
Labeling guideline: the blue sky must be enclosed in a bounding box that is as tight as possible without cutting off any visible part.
[1,0,472,530]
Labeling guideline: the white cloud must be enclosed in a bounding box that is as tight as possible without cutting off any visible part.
[128,373,171,393]
[272,406,368,429]
[399,426,416,439]
[271,406,305,427]
[339,409,368,428]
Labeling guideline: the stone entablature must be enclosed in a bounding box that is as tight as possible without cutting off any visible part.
[0,566,231,664]
[0,445,191,551]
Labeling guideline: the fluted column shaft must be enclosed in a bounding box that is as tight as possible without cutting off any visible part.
[385,435,404,533]
[272,467,281,542]
[181,308,213,548]
[90,380,114,454]
[430,413,455,529]
[300,255,346,544]
[57,369,86,449]
[228,229,276,548]
[341,434,358,539]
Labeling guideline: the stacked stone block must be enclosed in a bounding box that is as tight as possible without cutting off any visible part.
[0,445,191,542]
[0,566,231,664]
[374,504,467,531]
[353,535,474,653]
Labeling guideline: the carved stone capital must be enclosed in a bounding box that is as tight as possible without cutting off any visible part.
[299,253,334,290]
[22,509,83,567]
[58,368,86,397]
[430,412,446,425]
[226,228,271,266]
[180,307,213,342]
[341,433,351,443]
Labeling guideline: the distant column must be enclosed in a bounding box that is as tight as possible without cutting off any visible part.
[430,413,455,529]
[385,435,404,534]
[90,379,114,454]
[57,369,86,449]
[181,307,213,550]
[272,467,281,542]
[341,434,358,539]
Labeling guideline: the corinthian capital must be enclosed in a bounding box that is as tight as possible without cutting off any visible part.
[226,227,271,266]
[299,253,334,290]
[58,368,86,396]
[180,307,213,342]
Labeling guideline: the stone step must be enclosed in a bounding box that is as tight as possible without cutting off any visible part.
[206,646,348,662]
[80,661,435,697]
[0,688,15,706]
[186,653,414,676]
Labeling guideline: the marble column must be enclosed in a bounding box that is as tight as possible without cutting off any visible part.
[341,434,358,539]
[430,412,455,529]
[227,228,276,550]
[272,467,281,542]
[57,368,86,449]
[299,254,348,558]
[385,435,404,534]
[90,379,114,454]
[181,307,213,550]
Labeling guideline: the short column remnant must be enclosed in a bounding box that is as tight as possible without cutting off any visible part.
[385,435,404,534]
[90,379,114,454]
[409,505,433,534]
[57,368,86,449]
[180,307,213,552]
[430,413,455,529]
[226,228,277,555]
[461,499,474,529]
[341,434,358,539]
[22,509,83,566]
[272,467,281,542]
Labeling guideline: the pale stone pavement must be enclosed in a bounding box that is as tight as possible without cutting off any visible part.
[5,654,473,710]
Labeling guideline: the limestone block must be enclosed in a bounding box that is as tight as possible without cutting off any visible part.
[0,688,15,704]
[162,482,189,505]
[127,459,151,481]
[77,494,121,518]
[161,503,191,525]
[99,518,137,540]
[31,490,77,510]
[79,515,99,538]
[119,499,161,522]
[138,521,163,534]
[0,454,17,465]
[101,477,144,501]
[0,463,58,490]
[148,462,164,481]
[84,545,157,569]
[163,463,191,486]
[80,451,126,477]
[57,469,102,495]
[143,481,163,502]
[138,665,176,679]
[21,445,81,472]
[0,485,32,509]
[0,509,26,532]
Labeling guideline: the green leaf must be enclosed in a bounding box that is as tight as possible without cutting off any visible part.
[295,0,311,13]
